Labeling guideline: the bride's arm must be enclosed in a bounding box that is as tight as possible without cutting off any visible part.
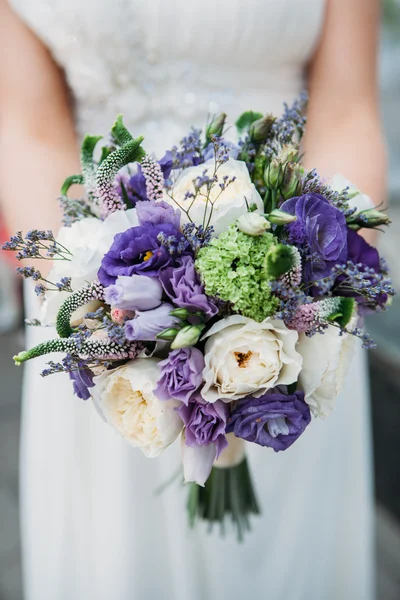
[0,0,80,241]
[304,0,386,222]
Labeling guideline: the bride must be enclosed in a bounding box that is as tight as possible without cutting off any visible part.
[0,0,386,598]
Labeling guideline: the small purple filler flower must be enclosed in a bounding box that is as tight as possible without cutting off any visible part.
[155,347,205,404]
[159,255,218,321]
[281,193,348,282]
[178,394,229,457]
[227,390,311,452]
[334,229,388,312]
[98,222,184,286]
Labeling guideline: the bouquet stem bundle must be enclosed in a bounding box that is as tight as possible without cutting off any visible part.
[187,458,260,541]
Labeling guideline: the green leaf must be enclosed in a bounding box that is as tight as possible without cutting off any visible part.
[60,174,84,196]
[235,111,263,134]
[80,135,103,190]
[99,146,113,165]
[96,136,145,195]
[111,114,133,146]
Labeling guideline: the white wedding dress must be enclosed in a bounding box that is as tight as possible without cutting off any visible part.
[11,0,375,598]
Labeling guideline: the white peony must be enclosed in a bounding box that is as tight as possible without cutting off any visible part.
[91,358,183,457]
[201,315,302,403]
[296,325,356,418]
[236,212,271,236]
[330,173,374,212]
[167,158,264,236]
[42,209,139,324]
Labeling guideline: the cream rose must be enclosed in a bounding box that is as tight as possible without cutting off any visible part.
[42,208,139,325]
[167,158,263,235]
[201,315,302,403]
[296,325,356,418]
[91,358,183,457]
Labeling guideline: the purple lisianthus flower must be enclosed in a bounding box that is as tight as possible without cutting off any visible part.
[281,193,348,282]
[136,199,181,229]
[178,394,229,457]
[98,222,184,286]
[124,303,178,341]
[334,229,388,312]
[69,366,95,401]
[159,255,218,321]
[227,390,311,452]
[155,347,205,405]
[103,274,163,311]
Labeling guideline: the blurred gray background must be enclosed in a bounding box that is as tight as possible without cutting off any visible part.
[0,3,400,599]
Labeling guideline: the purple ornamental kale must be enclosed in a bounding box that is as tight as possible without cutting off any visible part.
[98,222,185,286]
[227,390,311,452]
[69,366,95,400]
[155,347,205,405]
[178,394,229,457]
[159,255,218,321]
[281,193,348,283]
[136,199,180,229]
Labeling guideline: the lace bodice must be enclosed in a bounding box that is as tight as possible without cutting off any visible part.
[10,0,325,151]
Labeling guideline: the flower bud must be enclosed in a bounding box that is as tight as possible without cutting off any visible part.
[237,212,271,236]
[346,208,391,230]
[249,114,275,143]
[278,144,299,163]
[265,208,297,225]
[169,308,192,320]
[156,327,181,341]
[264,159,284,190]
[170,324,206,350]
[264,244,297,279]
[206,112,227,142]
[281,163,303,200]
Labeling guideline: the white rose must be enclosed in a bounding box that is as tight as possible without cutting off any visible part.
[167,158,263,236]
[296,325,356,418]
[330,174,374,212]
[91,358,183,457]
[42,208,138,324]
[201,315,302,403]
[236,212,271,236]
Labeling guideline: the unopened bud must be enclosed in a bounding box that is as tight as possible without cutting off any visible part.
[264,159,284,190]
[278,144,299,163]
[347,208,391,230]
[249,114,275,143]
[170,324,206,350]
[237,212,271,236]
[169,308,191,320]
[281,163,303,200]
[156,327,181,341]
[206,113,227,142]
[265,208,297,225]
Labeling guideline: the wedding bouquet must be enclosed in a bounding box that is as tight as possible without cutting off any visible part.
[4,96,394,539]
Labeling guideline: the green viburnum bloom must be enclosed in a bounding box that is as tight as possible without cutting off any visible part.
[195,225,279,322]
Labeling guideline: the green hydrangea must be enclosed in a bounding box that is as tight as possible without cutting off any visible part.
[195,226,279,322]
